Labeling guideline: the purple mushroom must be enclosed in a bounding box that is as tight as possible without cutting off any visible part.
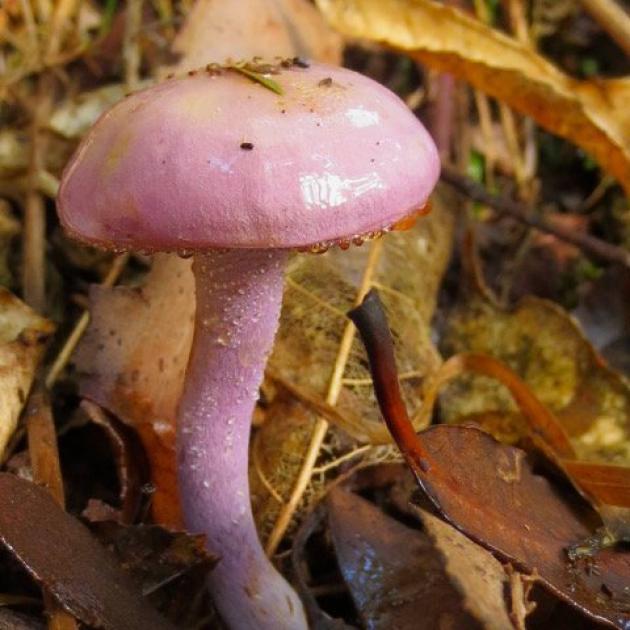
[57,60,440,629]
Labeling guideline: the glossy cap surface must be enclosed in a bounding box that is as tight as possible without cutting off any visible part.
[58,61,440,251]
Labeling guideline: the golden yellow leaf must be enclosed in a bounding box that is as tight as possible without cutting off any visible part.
[0,288,55,460]
[316,0,630,195]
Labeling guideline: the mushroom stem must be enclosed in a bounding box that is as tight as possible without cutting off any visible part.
[178,248,306,630]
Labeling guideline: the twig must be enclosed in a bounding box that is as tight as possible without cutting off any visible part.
[45,0,81,59]
[0,46,87,96]
[26,383,79,630]
[123,0,144,90]
[17,0,38,56]
[427,70,456,160]
[21,0,73,313]
[311,445,371,475]
[579,0,630,57]
[23,76,53,312]
[26,385,65,505]
[473,89,497,188]
[264,239,384,556]
[440,165,630,269]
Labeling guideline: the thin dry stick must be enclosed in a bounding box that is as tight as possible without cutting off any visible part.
[22,79,50,312]
[579,0,630,57]
[311,445,371,475]
[45,253,129,388]
[497,0,538,301]
[22,194,46,311]
[265,239,384,556]
[506,0,530,43]
[472,90,496,189]
[475,1,526,188]
[506,0,537,185]
[123,0,144,90]
[17,0,38,55]
[33,0,52,25]
[25,384,78,630]
[26,385,65,505]
[22,0,80,312]
[440,165,630,268]
[498,103,526,185]
[45,0,81,59]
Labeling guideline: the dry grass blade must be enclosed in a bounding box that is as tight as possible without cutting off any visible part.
[123,0,144,90]
[579,0,630,57]
[316,0,630,195]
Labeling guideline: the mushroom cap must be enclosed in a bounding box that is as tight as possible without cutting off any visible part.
[58,61,440,251]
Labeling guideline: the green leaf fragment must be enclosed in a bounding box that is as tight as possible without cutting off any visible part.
[229,66,284,95]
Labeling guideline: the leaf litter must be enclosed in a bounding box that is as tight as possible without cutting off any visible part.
[350,288,630,629]
[326,485,514,629]
[432,242,630,536]
[0,473,178,630]
[2,0,630,627]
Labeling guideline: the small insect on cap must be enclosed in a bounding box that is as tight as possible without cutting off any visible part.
[58,60,440,253]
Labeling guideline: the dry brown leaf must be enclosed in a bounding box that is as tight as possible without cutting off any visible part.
[0,474,176,630]
[0,288,54,460]
[327,486,514,629]
[417,350,630,532]
[415,507,520,629]
[349,292,630,627]
[76,255,194,527]
[316,0,630,195]
[407,426,630,629]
